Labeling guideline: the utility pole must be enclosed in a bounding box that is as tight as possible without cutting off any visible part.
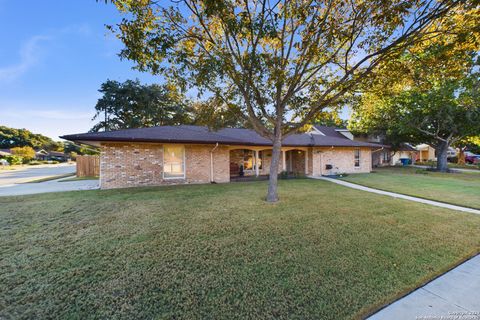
[104,106,108,131]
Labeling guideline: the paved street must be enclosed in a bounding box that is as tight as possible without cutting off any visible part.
[0,163,99,196]
[0,163,76,186]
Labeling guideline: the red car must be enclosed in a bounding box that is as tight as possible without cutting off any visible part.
[465,153,480,164]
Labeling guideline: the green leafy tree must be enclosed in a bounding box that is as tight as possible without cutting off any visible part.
[350,7,480,172]
[0,126,62,151]
[192,97,246,129]
[107,0,464,201]
[91,79,193,132]
[63,142,100,156]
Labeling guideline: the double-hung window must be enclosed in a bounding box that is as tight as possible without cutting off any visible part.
[354,149,360,167]
[163,145,185,179]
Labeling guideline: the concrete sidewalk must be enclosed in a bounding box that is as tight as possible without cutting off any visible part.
[368,254,480,320]
[314,176,480,215]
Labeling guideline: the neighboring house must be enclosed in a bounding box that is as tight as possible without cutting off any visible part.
[390,144,418,165]
[0,149,12,157]
[35,149,49,160]
[352,134,417,167]
[415,144,457,162]
[61,125,382,189]
[47,151,69,162]
[416,144,436,162]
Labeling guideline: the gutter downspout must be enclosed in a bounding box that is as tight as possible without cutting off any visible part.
[210,142,219,183]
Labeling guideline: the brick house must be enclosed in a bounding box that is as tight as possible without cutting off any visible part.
[61,125,383,189]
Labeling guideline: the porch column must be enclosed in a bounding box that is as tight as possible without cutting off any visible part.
[305,149,308,175]
[282,150,286,171]
[255,150,259,176]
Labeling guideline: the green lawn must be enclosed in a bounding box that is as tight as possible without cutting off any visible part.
[1,180,479,319]
[341,167,480,209]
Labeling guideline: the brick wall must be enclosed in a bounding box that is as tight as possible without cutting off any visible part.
[99,143,372,188]
[312,147,372,176]
[100,143,229,189]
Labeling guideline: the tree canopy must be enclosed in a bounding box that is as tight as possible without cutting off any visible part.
[350,6,480,171]
[0,126,62,151]
[91,79,193,132]
[108,0,467,201]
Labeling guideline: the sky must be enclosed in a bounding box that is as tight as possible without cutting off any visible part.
[0,1,158,140]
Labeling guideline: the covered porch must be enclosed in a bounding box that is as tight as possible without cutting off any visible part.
[229,146,309,179]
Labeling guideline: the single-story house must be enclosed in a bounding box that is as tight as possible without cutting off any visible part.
[371,143,417,167]
[35,149,49,160]
[0,149,12,157]
[61,125,383,189]
[415,144,457,162]
[416,144,436,162]
[390,144,418,165]
[46,151,69,162]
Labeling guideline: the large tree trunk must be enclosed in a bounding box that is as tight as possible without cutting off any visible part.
[266,128,282,202]
[436,141,449,172]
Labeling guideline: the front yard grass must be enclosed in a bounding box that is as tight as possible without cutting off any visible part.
[341,166,480,209]
[1,179,479,319]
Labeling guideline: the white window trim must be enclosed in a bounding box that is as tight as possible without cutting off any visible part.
[163,144,186,180]
[354,148,360,167]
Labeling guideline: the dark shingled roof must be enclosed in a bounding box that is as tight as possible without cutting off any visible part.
[61,125,383,148]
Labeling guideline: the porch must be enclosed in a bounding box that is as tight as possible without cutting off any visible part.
[229,147,309,178]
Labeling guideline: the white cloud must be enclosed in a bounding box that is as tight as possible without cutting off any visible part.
[0,35,50,82]
[0,23,92,82]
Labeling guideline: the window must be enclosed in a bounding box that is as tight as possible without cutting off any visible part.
[163,145,185,179]
[354,149,360,167]
[382,151,389,163]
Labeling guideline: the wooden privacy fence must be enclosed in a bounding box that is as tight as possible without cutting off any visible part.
[76,155,100,177]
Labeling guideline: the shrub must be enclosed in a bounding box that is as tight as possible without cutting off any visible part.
[278,171,289,179]
[448,156,458,163]
[10,146,35,161]
[4,155,23,165]
[28,161,42,165]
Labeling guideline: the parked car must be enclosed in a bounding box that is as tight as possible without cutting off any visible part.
[465,153,480,164]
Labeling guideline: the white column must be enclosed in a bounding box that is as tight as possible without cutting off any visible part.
[305,149,308,175]
[255,150,259,176]
[288,152,292,172]
[282,150,286,171]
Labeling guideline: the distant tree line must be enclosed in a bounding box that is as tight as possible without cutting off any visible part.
[0,126,62,151]
[0,126,98,161]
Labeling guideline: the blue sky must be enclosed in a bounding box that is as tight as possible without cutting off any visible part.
[0,1,157,140]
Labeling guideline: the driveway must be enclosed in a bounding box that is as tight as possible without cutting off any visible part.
[0,163,76,186]
[0,163,99,196]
